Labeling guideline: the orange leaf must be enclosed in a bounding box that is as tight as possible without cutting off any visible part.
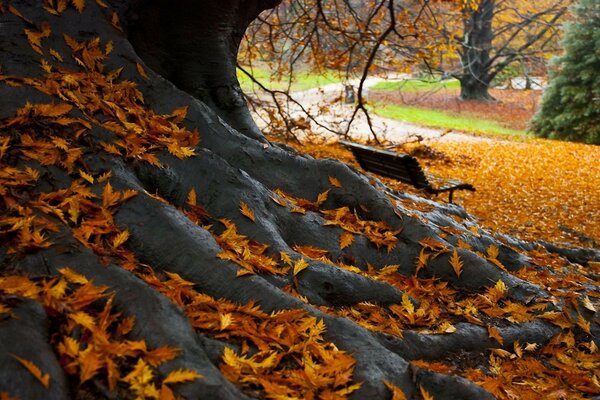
[145,346,180,367]
[79,349,102,382]
[449,250,463,278]
[58,267,89,284]
[239,201,255,222]
[163,369,203,385]
[79,169,94,184]
[70,0,85,12]
[112,230,129,248]
[12,355,50,388]
[293,258,309,276]
[420,385,434,400]
[487,326,504,345]
[136,63,149,80]
[384,380,407,400]
[577,314,591,334]
[187,188,197,206]
[328,176,342,188]
[340,231,354,249]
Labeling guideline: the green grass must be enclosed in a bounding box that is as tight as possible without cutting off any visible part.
[371,103,526,137]
[370,79,461,92]
[237,67,342,92]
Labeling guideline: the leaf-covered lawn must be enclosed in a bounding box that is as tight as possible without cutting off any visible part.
[285,137,600,248]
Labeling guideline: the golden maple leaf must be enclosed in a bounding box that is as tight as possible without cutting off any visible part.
[163,369,203,384]
[293,258,309,276]
[340,231,354,249]
[239,201,255,222]
[487,326,504,345]
[11,355,50,388]
[70,0,85,13]
[328,176,342,188]
[449,250,463,278]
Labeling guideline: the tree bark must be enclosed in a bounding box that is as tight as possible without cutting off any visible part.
[458,0,494,101]
[126,0,281,141]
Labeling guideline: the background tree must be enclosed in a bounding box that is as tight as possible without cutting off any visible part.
[238,0,570,139]
[0,1,599,399]
[428,0,570,100]
[530,0,600,144]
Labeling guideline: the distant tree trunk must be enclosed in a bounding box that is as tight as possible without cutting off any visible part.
[458,0,494,100]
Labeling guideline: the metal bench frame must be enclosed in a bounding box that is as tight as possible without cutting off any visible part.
[340,140,475,203]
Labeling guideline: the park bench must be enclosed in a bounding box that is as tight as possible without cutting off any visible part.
[339,140,475,203]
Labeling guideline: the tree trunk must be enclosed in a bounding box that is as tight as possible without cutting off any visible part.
[126,0,281,141]
[459,0,495,100]
[0,1,599,400]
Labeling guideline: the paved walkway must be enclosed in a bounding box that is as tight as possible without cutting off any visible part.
[249,77,490,144]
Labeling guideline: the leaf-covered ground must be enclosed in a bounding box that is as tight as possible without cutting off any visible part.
[290,137,599,248]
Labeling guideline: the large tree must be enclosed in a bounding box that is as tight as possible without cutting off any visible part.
[530,0,600,144]
[0,1,599,400]
[436,0,570,100]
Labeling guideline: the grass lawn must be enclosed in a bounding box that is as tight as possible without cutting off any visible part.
[371,103,526,136]
[237,67,342,92]
[370,79,461,92]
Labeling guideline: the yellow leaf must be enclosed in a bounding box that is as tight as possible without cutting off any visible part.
[70,311,96,331]
[58,267,89,284]
[513,341,522,358]
[163,369,203,385]
[524,342,538,352]
[239,201,255,222]
[293,258,309,276]
[11,355,50,388]
[328,176,342,188]
[270,195,287,207]
[280,251,292,266]
[79,169,94,184]
[49,48,64,61]
[582,296,597,312]
[79,348,102,382]
[112,230,129,248]
[577,314,591,334]
[340,231,354,249]
[449,250,463,278]
[401,293,414,315]
[187,188,197,206]
[487,326,504,345]
[220,313,233,330]
[315,189,329,206]
[486,245,499,260]
[136,63,149,80]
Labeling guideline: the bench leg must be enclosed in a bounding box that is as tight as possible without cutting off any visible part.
[448,190,454,204]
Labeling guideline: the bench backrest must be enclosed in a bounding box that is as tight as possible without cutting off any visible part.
[339,141,430,188]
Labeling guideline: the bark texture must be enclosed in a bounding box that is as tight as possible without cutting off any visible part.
[0,1,598,400]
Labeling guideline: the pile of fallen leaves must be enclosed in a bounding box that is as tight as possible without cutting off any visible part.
[286,138,599,248]
[0,1,362,398]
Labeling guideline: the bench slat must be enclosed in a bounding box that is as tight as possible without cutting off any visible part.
[340,140,475,203]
